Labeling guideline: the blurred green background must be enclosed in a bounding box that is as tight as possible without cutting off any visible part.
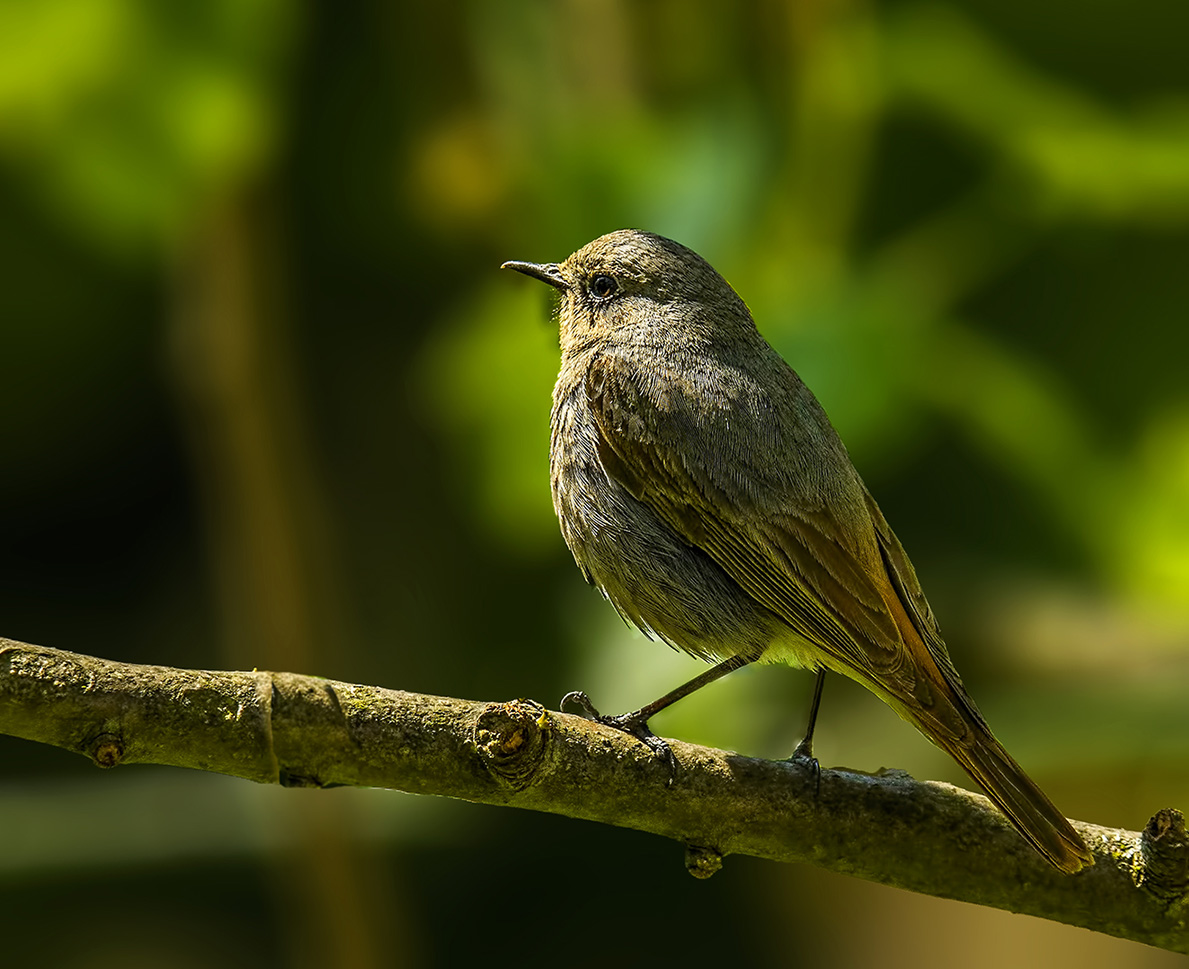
[1,0,1187,966]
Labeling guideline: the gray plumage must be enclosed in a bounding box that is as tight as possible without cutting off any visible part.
[504,229,1092,873]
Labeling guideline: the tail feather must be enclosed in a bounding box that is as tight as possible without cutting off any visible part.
[924,716,1093,873]
[867,552,1093,873]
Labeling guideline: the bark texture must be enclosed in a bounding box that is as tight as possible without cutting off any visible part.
[1,637,1184,952]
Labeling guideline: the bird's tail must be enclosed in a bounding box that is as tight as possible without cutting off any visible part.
[912,708,1094,873]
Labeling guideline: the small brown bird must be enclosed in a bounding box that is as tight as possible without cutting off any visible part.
[503,229,1092,873]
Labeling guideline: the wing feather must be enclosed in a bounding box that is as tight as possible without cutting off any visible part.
[585,353,933,697]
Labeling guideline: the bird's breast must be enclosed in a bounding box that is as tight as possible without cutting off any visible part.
[548,369,784,662]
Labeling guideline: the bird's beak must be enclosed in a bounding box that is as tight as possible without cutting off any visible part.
[501,261,568,289]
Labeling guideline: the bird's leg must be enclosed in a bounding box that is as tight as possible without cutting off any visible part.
[787,668,826,788]
[561,654,754,780]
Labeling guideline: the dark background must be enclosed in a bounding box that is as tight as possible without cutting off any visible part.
[1,1,1186,966]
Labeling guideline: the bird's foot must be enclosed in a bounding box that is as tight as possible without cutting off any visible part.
[560,690,678,784]
[786,735,822,795]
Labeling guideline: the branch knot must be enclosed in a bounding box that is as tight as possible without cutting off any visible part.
[1133,808,1189,906]
[89,732,125,768]
[472,699,549,791]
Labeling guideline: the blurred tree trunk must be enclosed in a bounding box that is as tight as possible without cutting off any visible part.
[168,192,418,969]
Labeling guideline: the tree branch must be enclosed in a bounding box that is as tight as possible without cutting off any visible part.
[2,637,1185,952]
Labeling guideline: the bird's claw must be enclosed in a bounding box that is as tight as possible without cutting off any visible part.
[787,736,821,795]
[559,691,678,785]
[560,690,601,719]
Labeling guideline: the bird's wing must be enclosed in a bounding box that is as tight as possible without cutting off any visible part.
[861,489,979,714]
[585,351,969,736]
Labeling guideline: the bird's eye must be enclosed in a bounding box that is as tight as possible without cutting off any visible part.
[590,274,617,299]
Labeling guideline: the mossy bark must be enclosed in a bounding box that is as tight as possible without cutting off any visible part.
[1,637,1185,953]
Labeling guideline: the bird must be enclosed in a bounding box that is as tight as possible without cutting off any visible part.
[502,228,1093,873]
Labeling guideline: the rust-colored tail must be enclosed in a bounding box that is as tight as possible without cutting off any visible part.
[867,523,1094,873]
[915,710,1094,873]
